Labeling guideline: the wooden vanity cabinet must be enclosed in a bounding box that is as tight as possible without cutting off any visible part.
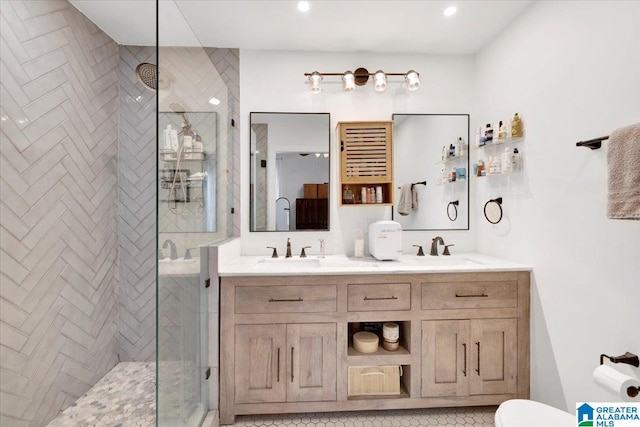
[235,323,336,404]
[220,271,530,425]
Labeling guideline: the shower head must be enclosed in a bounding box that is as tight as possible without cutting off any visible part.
[135,63,171,91]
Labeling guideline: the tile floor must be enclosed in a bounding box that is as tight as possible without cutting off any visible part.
[48,362,155,427]
[47,362,496,427]
[232,407,497,427]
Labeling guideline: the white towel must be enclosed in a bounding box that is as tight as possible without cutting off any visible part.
[412,185,419,211]
[608,122,640,220]
[398,184,412,216]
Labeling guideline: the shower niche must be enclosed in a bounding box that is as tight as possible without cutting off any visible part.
[158,111,217,233]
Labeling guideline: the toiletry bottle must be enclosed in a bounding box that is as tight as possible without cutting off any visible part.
[454,138,461,156]
[477,160,484,176]
[193,135,204,153]
[343,185,353,204]
[441,146,447,161]
[498,121,507,139]
[485,124,494,143]
[354,230,365,258]
[501,148,512,173]
[163,124,173,152]
[369,187,375,204]
[170,127,179,153]
[449,144,455,157]
[451,168,457,182]
[183,133,193,152]
[510,113,523,137]
[361,187,367,204]
[376,186,383,203]
[513,148,521,172]
[476,127,483,147]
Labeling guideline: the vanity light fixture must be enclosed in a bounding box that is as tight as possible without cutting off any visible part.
[305,67,420,93]
[309,71,322,94]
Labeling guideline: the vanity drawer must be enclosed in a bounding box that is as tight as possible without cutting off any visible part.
[347,283,411,312]
[421,281,518,310]
[235,285,337,314]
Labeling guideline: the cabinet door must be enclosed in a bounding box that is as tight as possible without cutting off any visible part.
[286,323,337,402]
[339,122,393,184]
[469,318,517,395]
[235,324,286,403]
[421,320,470,397]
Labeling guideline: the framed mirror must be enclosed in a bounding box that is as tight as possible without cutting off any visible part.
[250,112,330,231]
[392,114,469,230]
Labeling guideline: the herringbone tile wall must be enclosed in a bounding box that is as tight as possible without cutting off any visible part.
[0,0,120,425]
[118,45,156,363]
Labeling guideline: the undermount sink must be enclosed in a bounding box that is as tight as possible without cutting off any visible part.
[397,255,480,266]
[256,257,321,268]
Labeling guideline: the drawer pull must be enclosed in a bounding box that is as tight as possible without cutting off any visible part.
[363,296,398,301]
[455,293,488,298]
[268,298,304,303]
[276,348,280,382]
[462,343,467,376]
[291,347,295,382]
[476,342,481,375]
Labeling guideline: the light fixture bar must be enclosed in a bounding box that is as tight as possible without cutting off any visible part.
[304,67,420,93]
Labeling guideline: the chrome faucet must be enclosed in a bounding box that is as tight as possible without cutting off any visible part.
[162,239,178,260]
[430,236,445,256]
[286,238,292,258]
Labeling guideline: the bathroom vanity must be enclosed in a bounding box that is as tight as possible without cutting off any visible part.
[218,255,530,424]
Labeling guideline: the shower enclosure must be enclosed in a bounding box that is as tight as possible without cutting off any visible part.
[156,3,239,425]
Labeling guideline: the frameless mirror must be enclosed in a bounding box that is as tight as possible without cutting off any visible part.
[250,112,330,231]
[392,114,469,230]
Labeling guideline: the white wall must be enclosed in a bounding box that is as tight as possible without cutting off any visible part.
[474,0,640,411]
[240,50,476,256]
[394,115,469,230]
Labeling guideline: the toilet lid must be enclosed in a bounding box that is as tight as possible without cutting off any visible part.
[495,399,576,427]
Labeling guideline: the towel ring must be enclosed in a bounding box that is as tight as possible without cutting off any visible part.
[484,197,503,224]
[447,201,459,222]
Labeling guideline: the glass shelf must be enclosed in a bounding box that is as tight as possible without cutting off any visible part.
[475,136,524,150]
[436,153,468,165]
[475,170,523,178]
[160,151,206,162]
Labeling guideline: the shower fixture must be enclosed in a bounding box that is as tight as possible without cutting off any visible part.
[135,62,172,91]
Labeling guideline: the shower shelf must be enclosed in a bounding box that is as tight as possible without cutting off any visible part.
[160,151,206,162]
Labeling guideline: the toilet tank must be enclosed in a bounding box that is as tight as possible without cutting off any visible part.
[368,221,402,261]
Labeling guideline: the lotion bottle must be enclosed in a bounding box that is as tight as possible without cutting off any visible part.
[354,230,365,258]
[163,124,173,152]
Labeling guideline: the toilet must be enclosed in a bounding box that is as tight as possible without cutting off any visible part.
[495,399,576,427]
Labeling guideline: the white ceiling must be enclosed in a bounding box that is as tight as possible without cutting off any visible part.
[70,0,533,54]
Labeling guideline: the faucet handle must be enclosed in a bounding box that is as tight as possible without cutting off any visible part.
[413,245,425,256]
[184,247,198,259]
[300,246,312,258]
[266,246,278,258]
[443,244,455,256]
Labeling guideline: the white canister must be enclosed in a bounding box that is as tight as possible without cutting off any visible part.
[382,323,399,340]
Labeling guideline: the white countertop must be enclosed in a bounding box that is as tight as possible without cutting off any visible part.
[218,253,531,277]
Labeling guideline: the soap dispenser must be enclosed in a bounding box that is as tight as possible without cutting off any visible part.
[510,113,523,137]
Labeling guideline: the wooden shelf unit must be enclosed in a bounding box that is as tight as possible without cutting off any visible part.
[338,121,394,206]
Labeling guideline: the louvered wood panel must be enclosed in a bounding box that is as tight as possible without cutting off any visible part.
[339,122,393,183]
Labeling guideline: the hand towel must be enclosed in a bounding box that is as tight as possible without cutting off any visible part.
[398,184,412,216]
[608,122,640,220]
[411,184,419,211]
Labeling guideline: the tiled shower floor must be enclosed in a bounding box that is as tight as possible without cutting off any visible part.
[233,406,497,427]
[48,362,155,427]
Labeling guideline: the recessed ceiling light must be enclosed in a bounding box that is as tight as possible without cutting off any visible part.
[297,1,310,12]
[444,6,457,17]
[209,97,221,106]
